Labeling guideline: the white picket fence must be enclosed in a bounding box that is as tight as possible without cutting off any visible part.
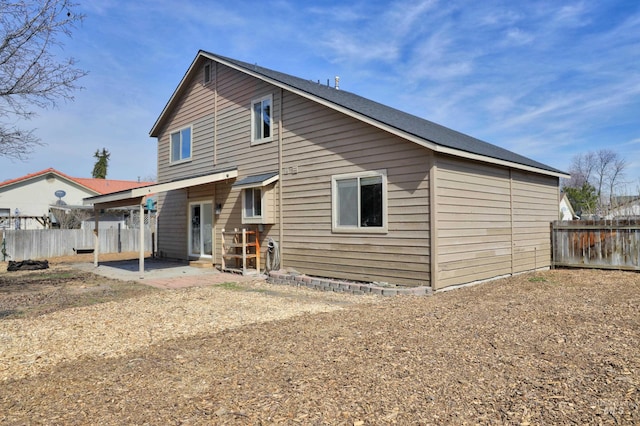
[1,228,152,261]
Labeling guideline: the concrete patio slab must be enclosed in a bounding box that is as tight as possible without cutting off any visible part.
[71,258,264,289]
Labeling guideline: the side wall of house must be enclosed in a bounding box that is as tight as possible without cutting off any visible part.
[433,154,558,289]
[511,170,558,271]
[153,56,556,288]
[156,190,187,259]
[211,63,281,265]
[280,91,431,287]
[434,156,513,288]
[154,59,430,285]
[155,61,281,262]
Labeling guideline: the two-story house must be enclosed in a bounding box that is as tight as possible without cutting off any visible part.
[86,50,568,290]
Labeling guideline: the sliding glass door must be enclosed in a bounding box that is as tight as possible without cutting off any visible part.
[189,202,213,258]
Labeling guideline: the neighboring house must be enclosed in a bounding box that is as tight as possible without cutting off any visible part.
[86,50,569,290]
[605,196,640,219]
[559,193,578,220]
[0,168,152,230]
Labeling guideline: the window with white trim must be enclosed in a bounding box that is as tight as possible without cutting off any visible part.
[170,126,192,162]
[332,170,387,233]
[243,187,262,220]
[251,95,272,144]
[0,208,10,229]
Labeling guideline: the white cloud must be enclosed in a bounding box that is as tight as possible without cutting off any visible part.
[2,0,639,185]
[554,2,591,27]
[503,28,534,46]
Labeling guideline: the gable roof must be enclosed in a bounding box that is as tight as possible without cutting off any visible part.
[0,168,153,195]
[151,50,568,178]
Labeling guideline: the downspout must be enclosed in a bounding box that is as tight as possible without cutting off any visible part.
[213,62,218,166]
[278,87,284,268]
[509,169,515,275]
[213,62,218,265]
[429,152,438,290]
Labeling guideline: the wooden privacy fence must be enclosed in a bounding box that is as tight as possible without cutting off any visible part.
[1,228,152,261]
[551,219,640,271]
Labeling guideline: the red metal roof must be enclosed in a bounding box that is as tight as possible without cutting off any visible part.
[0,168,154,195]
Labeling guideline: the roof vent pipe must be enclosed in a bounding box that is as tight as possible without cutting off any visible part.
[335,76,340,90]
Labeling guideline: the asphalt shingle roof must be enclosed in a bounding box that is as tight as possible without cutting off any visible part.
[232,172,279,188]
[205,50,565,176]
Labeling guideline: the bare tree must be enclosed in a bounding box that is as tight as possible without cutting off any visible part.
[49,206,91,229]
[0,0,87,160]
[594,149,616,201]
[567,151,596,188]
[564,149,628,215]
[607,156,627,206]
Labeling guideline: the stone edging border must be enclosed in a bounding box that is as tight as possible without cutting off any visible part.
[267,271,432,296]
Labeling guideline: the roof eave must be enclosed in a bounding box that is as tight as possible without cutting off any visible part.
[84,167,238,206]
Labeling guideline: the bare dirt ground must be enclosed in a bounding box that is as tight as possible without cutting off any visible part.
[0,255,639,425]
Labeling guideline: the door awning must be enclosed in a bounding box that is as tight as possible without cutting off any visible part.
[232,171,279,190]
[83,167,238,208]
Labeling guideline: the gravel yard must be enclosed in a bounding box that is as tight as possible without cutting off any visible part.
[1,259,639,425]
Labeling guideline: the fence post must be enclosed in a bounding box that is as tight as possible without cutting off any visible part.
[139,203,144,278]
[1,229,7,261]
[550,221,555,269]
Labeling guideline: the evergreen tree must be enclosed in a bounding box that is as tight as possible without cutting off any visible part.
[564,182,598,217]
[92,148,110,179]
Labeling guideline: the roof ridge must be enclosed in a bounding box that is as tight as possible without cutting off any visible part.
[158,50,567,177]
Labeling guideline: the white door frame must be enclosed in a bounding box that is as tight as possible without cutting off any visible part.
[188,201,213,259]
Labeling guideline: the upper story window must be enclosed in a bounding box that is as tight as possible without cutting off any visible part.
[251,94,272,145]
[170,126,192,163]
[203,63,212,85]
[332,170,388,233]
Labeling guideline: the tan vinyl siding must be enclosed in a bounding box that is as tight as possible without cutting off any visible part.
[511,170,558,271]
[153,55,559,288]
[212,181,280,271]
[434,156,513,289]
[156,190,187,259]
[212,64,281,268]
[216,67,279,170]
[157,71,218,183]
[155,62,281,265]
[280,91,430,287]
[155,63,218,261]
[433,156,559,289]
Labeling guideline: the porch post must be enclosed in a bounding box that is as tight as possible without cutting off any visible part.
[93,206,99,267]
[139,202,145,278]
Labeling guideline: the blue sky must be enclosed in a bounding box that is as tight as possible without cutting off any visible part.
[2,0,639,192]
